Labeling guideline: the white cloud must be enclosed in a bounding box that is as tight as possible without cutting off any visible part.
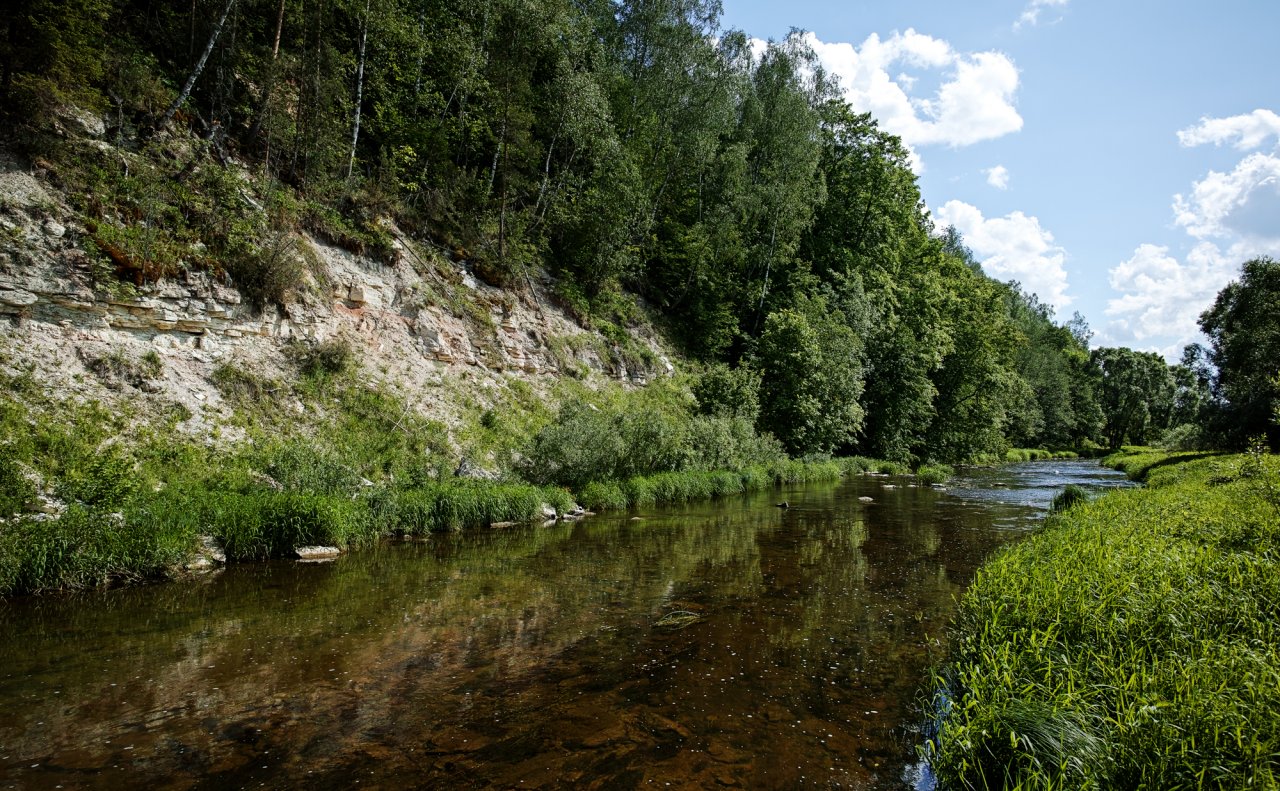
[1177,109,1280,151]
[984,165,1010,189]
[934,199,1071,310]
[1014,0,1069,30]
[803,30,1022,164]
[1103,242,1241,356]
[1173,152,1280,243]
[1104,111,1280,358]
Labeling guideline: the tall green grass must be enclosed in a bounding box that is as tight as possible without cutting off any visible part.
[385,481,570,534]
[915,464,955,485]
[928,450,1280,789]
[576,459,848,511]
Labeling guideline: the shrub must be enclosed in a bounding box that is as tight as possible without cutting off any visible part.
[0,455,36,516]
[692,364,762,421]
[258,440,361,496]
[579,480,628,511]
[1048,484,1089,513]
[915,464,954,486]
[623,476,657,508]
[1157,423,1208,452]
[290,338,355,378]
[875,460,908,475]
[839,457,878,474]
[222,230,306,310]
[57,445,139,508]
[521,398,688,489]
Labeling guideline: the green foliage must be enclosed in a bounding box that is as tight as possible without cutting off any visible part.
[575,459,844,512]
[520,396,688,488]
[1048,484,1089,514]
[386,482,558,534]
[756,294,864,456]
[289,338,356,379]
[0,455,37,517]
[1092,346,1176,448]
[915,464,954,486]
[931,451,1280,789]
[692,364,762,421]
[258,440,362,496]
[579,480,629,511]
[56,445,138,508]
[1200,257,1280,448]
[0,505,195,596]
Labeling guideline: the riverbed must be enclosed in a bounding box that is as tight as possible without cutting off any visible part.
[0,460,1133,790]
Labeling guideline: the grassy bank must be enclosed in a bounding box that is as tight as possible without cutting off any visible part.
[0,353,931,597]
[927,448,1280,789]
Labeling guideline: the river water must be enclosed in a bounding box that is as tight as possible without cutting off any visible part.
[0,461,1132,790]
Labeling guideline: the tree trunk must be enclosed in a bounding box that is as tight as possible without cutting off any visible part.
[345,0,371,180]
[251,0,288,169]
[159,0,239,131]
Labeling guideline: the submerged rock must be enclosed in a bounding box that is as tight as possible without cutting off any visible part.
[858,496,874,503]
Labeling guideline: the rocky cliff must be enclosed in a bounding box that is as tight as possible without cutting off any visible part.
[0,142,673,449]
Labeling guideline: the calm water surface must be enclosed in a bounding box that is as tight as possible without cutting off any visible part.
[0,461,1133,790]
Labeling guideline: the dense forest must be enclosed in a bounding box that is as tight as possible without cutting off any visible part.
[2,0,1272,462]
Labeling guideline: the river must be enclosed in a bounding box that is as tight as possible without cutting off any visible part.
[0,460,1133,790]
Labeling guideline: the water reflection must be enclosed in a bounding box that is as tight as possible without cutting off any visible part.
[0,461,1131,789]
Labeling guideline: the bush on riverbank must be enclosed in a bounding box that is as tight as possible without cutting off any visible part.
[915,464,955,486]
[928,449,1280,789]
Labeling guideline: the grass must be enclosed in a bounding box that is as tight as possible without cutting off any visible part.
[916,464,955,486]
[927,448,1280,790]
[575,458,848,511]
[1003,448,1081,463]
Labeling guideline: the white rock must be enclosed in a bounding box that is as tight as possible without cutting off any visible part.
[42,220,66,238]
[0,289,38,307]
[294,546,342,560]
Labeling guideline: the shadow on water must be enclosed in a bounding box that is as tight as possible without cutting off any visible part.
[0,461,1133,789]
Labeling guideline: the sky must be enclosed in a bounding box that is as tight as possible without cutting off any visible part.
[719,0,1280,359]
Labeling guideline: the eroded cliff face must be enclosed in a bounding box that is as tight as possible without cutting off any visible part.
[0,144,673,447]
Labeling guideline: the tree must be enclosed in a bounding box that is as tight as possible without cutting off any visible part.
[1092,347,1175,448]
[1199,257,1280,448]
[756,294,864,455]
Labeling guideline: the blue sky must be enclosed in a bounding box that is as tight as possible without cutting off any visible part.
[720,0,1280,358]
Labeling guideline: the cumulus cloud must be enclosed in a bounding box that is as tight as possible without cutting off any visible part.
[1014,0,1069,30]
[934,199,1071,309]
[984,165,1010,189]
[1173,152,1280,243]
[1103,111,1280,356]
[1177,109,1280,150]
[803,30,1022,162]
[1103,242,1243,355]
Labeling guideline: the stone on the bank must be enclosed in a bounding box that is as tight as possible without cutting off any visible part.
[294,545,342,560]
[186,536,227,571]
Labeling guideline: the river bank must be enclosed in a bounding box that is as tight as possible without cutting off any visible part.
[1,352,928,597]
[927,448,1280,788]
